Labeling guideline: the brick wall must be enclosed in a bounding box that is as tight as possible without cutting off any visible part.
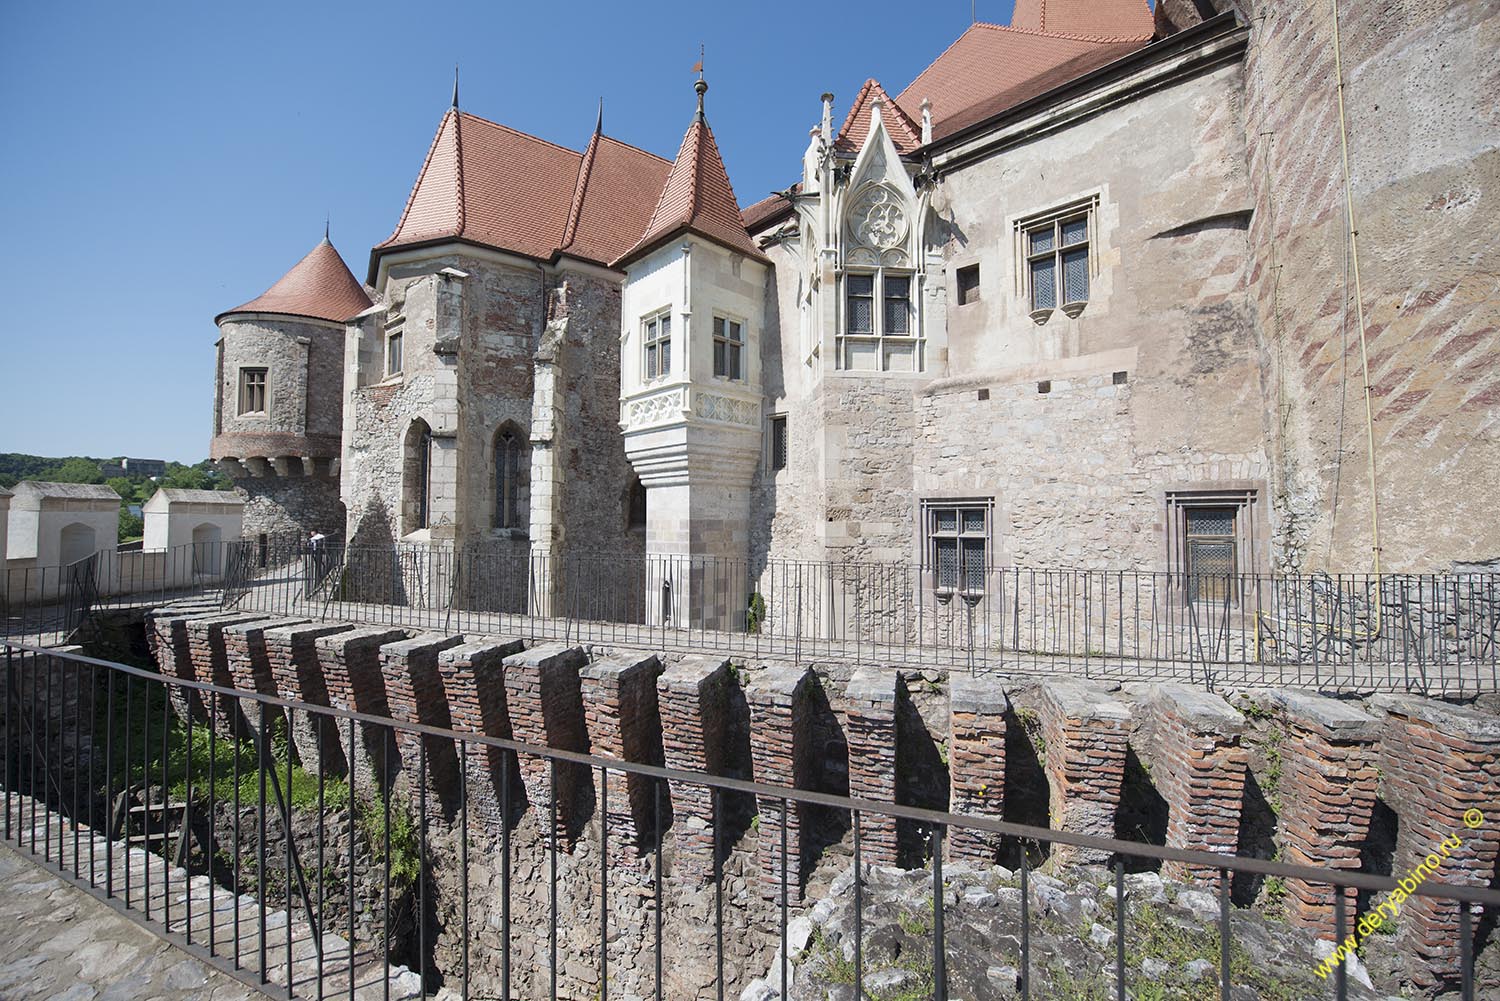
[379,633,465,811]
[580,653,664,856]
[437,637,525,836]
[1142,684,1248,883]
[221,617,307,741]
[1038,680,1130,866]
[501,643,589,844]
[656,655,731,884]
[184,612,276,735]
[315,626,409,790]
[947,675,1009,863]
[746,666,813,900]
[1247,689,1380,935]
[843,667,898,866]
[1371,695,1500,990]
[261,622,355,775]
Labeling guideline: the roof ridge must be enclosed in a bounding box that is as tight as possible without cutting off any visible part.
[453,108,467,238]
[974,16,1152,43]
[560,130,602,251]
[836,79,880,141]
[455,109,587,157]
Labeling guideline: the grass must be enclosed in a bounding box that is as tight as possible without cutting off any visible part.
[92,675,419,891]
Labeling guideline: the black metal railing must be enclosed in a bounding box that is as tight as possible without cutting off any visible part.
[2,641,1495,1000]
[1,542,241,642]
[218,540,1500,694]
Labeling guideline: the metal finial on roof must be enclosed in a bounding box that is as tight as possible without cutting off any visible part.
[595,97,604,135]
[693,46,708,121]
[324,213,330,242]
[452,64,459,109]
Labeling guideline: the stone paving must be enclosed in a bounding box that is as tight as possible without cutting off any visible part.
[1,793,453,1001]
[0,840,259,1001]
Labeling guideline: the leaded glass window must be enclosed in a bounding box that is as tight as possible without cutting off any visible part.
[713,316,743,381]
[1021,204,1094,314]
[926,500,992,595]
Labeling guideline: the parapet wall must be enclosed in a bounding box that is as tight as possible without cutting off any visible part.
[146,604,1500,994]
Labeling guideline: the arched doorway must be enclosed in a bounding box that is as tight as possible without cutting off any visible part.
[59,523,97,566]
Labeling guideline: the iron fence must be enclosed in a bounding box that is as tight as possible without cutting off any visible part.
[2,640,1496,1000]
[221,540,1500,694]
[1,542,243,642]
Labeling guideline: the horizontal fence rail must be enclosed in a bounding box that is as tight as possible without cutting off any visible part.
[211,540,1500,695]
[3,640,1496,1001]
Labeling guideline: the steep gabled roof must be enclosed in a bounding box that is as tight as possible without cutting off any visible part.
[616,90,767,267]
[218,238,372,325]
[894,1,1153,146]
[559,132,674,265]
[835,79,923,156]
[374,109,670,270]
[1010,0,1154,40]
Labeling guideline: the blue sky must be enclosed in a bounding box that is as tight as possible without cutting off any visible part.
[0,0,1027,462]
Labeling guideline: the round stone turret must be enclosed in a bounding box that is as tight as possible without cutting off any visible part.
[212,237,372,537]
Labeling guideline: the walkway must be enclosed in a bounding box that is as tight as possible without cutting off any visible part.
[0,840,257,1001]
[1,792,449,1000]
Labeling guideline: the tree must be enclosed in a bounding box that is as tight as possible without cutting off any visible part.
[118,508,144,544]
[49,457,104,484]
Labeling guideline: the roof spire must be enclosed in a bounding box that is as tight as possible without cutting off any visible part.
[452,64,459,109]
[595,96,604,135]
[693,45,708,121]
[324,213,330,242]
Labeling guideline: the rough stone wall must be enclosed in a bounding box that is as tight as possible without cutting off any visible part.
[214,315,343,455]
[1037,680,1130,866]
[1141,684,1248,883]
[1238,0,1500,570]
[947,676,1009,862]
[1371,694,1500,990]
[235,475,344,541]
[553,267,642,566]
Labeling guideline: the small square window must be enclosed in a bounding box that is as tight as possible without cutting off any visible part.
[977,388,990,401]
[386,330,403,376]
[238,368,267,415]
[1037,380,1051,394]
[924,499,993,595]
[1113,371,1128,385]
[956,264,980,306]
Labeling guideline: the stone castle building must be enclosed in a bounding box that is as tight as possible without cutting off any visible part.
[210,0,1500,608]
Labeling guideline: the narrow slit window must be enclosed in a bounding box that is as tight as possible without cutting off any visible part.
[769,415,788,471]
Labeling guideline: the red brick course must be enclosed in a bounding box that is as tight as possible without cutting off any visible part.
[1038,680,1130,867]
[437,637,526,836]
[656,655,731,884]
[502,643,589,845]
[580,653,663,856]
[746,666,813,901]
[843,667,899,866]
[947,675,1009,863]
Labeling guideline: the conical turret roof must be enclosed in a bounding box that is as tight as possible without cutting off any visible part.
[615,82,766,268]
[218,238,372,324]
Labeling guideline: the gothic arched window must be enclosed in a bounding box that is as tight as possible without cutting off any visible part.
[403,419,433,533]
[494,425,527,530]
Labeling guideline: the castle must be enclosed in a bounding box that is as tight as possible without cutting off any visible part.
[208,0,1500,620]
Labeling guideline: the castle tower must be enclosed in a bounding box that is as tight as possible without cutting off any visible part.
[615,76,770,629]
[212,236,372,543]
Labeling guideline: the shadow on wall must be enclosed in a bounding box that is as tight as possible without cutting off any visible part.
[896,678,950,867]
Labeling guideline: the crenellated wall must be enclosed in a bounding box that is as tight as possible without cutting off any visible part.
[149,604,1500,995]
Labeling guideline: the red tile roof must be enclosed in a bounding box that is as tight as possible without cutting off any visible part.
[742,186,799,232]
[375,109,670,268]
[616,102,767,267]
[1010,0,1154,40]
[835,79,924,156]
[218,238,372,324]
